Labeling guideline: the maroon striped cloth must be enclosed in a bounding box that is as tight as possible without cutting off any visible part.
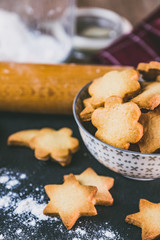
[95,7,160,67]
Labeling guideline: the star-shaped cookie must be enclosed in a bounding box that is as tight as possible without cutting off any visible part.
[8,128,79,166]
[91,96,143,149]
[125,199,160,240]
[43,174,97,229]
[64,168,114,206]
[138,108,160,153]
[131,82,160,110]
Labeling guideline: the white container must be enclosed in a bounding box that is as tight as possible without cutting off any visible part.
[74,8,132,51]
[73,82,160,181]
[0,0,76,63]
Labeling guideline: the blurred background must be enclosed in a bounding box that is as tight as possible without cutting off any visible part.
[0,0,159,64]
[78,0,160,26]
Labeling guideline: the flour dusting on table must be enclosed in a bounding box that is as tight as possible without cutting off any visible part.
[0,168,124,240]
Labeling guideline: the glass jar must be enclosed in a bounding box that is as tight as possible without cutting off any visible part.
[0,0,76,63]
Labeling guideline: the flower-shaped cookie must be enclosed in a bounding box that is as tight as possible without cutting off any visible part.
[91,96,143,150]
[80,69,140,121]
[88,69,140,107]
[139,108,160,153]
[131,82,160,110]
[137,61,160,81]
[8,128,79,166]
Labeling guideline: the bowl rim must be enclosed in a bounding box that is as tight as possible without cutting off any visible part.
[73,81,160,157]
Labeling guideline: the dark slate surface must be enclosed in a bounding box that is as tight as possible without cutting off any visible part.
[0,112,160,240]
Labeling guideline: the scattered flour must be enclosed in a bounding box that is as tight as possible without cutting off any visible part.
[14,197,48,221]
[19,174,27,180]
[28,219,36,227]
[0,9,72,63]
[0,168,124,240]
[0,175,9,184]
[0,196,11,208]
[6,179,20,189]
[68,223,121,240]
[16,229,22,235]
[75,228,86,236]
[104,229,116,238]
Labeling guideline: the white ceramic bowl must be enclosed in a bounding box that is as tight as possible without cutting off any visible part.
[73,82,160,181]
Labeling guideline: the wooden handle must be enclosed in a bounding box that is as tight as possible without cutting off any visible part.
[0,62,130,114]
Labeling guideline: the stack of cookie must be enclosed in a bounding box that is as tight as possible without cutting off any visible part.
[80,61,160,154]
[43,168,114,229]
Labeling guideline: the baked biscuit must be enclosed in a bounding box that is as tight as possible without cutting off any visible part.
[8,128,79,166]
[131,82,160,110]
[43,174,97,229]
[80,98,95,121]
[125,199,160,240]
[88,69,140,107]
[137,61,160,81]
[156,75,160,81]
[80,69,140,121]
[139,108,160,153]
[91,96,143,150]
[7,129,39,147]
[64,168,114,206]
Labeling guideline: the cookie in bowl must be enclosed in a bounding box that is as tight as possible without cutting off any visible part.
[73,63,160,180]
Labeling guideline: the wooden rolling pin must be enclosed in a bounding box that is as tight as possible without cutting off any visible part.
[0,62,130,114]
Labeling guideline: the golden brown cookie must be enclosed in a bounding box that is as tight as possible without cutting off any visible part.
[43,174,97,229]
[131,82,160,110]
[7,129,39,147]
[138,108,160,153]
[137,61,160,81]
[88,69,140,107]
[156,75,160,81]
[8,128,79,166]
[125,199,160,240]
[80,69,140,121]
[91,96,143,150]
[64,168,114,206]
[80,98,95,121]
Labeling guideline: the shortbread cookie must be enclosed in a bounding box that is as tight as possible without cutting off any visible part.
[8,128,79,166]
[80,69,140,121]
[64,168,114,206]
[43,174,97,229]
[137,61,160,81]
[80,98,95,121]
[131,82,160,110]
[88,69,140,107]
[125,199,160,240]
[156,75,160,81]
[7,129,39,147]
[91,96,143,150]
[139,108,160,153]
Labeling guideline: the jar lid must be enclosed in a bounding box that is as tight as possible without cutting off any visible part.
[74,7,133,51]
